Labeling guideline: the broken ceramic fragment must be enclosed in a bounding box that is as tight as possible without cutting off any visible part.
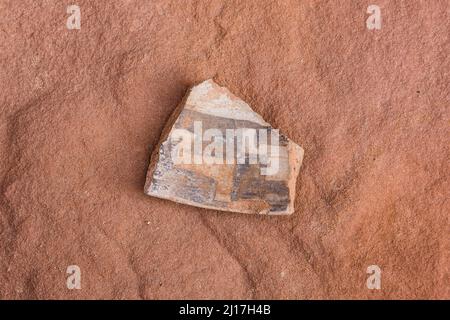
[144,79,304,215]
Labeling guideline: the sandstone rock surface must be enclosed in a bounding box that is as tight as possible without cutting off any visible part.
[0,1,448,299]
[144,79,304,215]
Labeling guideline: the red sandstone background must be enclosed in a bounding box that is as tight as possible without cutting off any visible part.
[0,0,448,299]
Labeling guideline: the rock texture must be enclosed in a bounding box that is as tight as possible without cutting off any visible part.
[0,1,448,299]
[144,79,304,215]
